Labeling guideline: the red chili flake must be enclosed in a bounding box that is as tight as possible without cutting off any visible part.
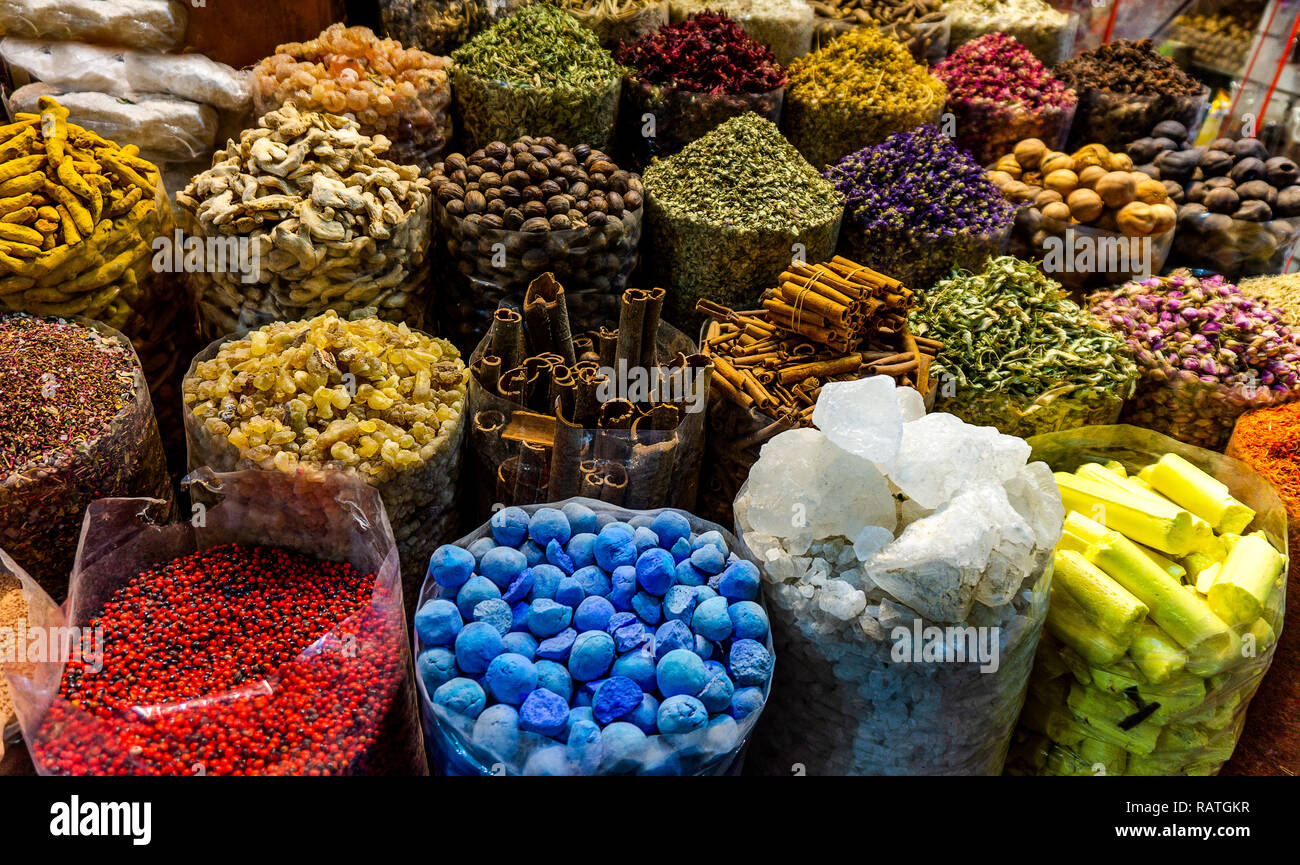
[31,543,418,776]
[616,12,786,95]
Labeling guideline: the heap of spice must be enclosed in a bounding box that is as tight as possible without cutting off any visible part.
[641,113,844,326]
[563,0,672,49]
[669,0,815,66]
[944,0,1075,65]
[909,256,1139,437]
[616,12,787,158]
[451,3,626,151]
[251,24,454,169]
[182,311,468,598]
[808,0,948,64]
[1091,271,1300,450]
[0,315,170,601]
[1055,39,1208,150]
[429,136,644,346]
[932,33,1077,167]
[1169,5,1263,73]
[0,97,185,447]
[29,543,416,775]
[825,124,1013,291]
[782,27,946,170]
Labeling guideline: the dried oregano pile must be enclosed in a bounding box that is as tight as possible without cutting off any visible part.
[451,3,626,149]
[642,113,844,323]
[909,255,1138,436]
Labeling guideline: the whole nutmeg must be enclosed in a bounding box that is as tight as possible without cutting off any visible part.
[1067,188,1103,222]
[1230,157,1266,184]
[520,216,551,232]
[1096,171,1137,208]
[1014,138,1047,171]
[1204,176,1236,190]
[1041,200,1072,233]
[1185,180,1207,204]
[1234,200,1273,222]
[1199,150,1233,176]
[1154,149,1199,182]
[1237,179,1278,206]
[1276,184,1300,217]
[1127,138,1162,165]
[1204,186,1241,214]
[1133,164,1160,180]
[1232,138,1269,161]
[1265,156,1300,187]
[1161,180,1184,204]
[1178,202,1208,222]
[1116,201,1156,235]
[1152,120,1189,142]
[1208,138,1236,153]
[1150,137,1179,154]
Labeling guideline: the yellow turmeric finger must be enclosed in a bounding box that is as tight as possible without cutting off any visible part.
[42,180,93,235]
[0,222,45,245]
[0,154,47,183]
[0,173,46,196]
[1,207,37,225]
[0,275,34,295]
[0,192,35,216]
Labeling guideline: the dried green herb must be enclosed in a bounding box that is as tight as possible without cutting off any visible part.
[452,3,626,150]
[909,255,1139,437]
[782,27,946,169]
[642,113,844,325]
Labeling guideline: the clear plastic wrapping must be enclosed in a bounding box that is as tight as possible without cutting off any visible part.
[1009,222,1175,292]
[736,477,1055,775]
[467,321,706,519]
[1172,212,1300,280]
[812,13,950,66]
[623,81,785,162]
[6,469,428,776]
[1065,86,1210,152]
[939,384,1124,440]
[567,0,671,49]
[0,318,172,603]
[0,38,253,113]
[1009,425,1288,776]
[1,548,47,757]
[948,6,1078,66]
[948,97,1076,170]
[0,0,187,52]
[379,0,513,56]
[434,198,643,348]
[451,67,623,154]
[416,498,775,775]
[183,331,467,611]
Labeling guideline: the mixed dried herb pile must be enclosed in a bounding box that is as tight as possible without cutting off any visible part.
[452,3,624,90]
[617,12,785,93]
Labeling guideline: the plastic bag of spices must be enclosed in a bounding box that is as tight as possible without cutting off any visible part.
[1172,213,1300,281]
[182,312,468,616]
[1,548,49,760]
[429,138,644,349]
[564,0,671,50]
[466,302,706,521]
[0,315,173,603]
[0,98,190,450]
[414,497,775,775]
[735,377,1060,775]
[0,0,188,52]
[812,11,950,66]
[378,0,514,56]
[1007,425,1287,776]
[6,468,428,776]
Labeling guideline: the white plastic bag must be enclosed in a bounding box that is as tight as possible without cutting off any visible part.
[0,0,187,52]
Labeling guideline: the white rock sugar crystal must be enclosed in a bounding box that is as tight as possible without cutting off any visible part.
[734,376,1062,776]
[742,427,896,539]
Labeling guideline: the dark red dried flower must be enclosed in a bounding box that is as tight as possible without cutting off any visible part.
[616,12,786,95]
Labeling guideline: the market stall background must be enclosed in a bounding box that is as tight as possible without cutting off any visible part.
[1,0,1299,776]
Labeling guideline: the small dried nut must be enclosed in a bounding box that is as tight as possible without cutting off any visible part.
[1044,169,1079,196]
[1077,165,1107,188]
[1013,138,1047,171]
[1135,177,1170,205]
[1096,172,1137,208]
[1067,188,1103,223]
[1041,200,1072,233]
[1116,201,1156,235]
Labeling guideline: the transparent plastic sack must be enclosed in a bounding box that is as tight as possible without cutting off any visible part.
[939,383,1125,440]
[812,13,950,66]
[379,0,514,56]
[434,197,643,348]
[7,83,218,164]
[452,67,622,154]
[0,318,172,603]
[1,548,50,758]
[622,80,784,163]
[183,334,466,611]
[948,6,1078,66]
[0,38,253,113]
[836,220,1009,293]
[736,475,1055,775]
[567,0,671,50]
[467,320,705,519]
[783,90,944,173]
[1010,221,1174,292]
[6,469,428,775]
[948,96,1076,170]
[0,0,187,52]
[415,497,775,775]
[1008,425,1287,776]
[1172,212,1300,280]
[1065,86,1211,152]
[178,177,433,344]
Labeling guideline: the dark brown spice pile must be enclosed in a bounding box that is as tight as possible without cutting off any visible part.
[0,315,136,474]
[1055,39,1205,96]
